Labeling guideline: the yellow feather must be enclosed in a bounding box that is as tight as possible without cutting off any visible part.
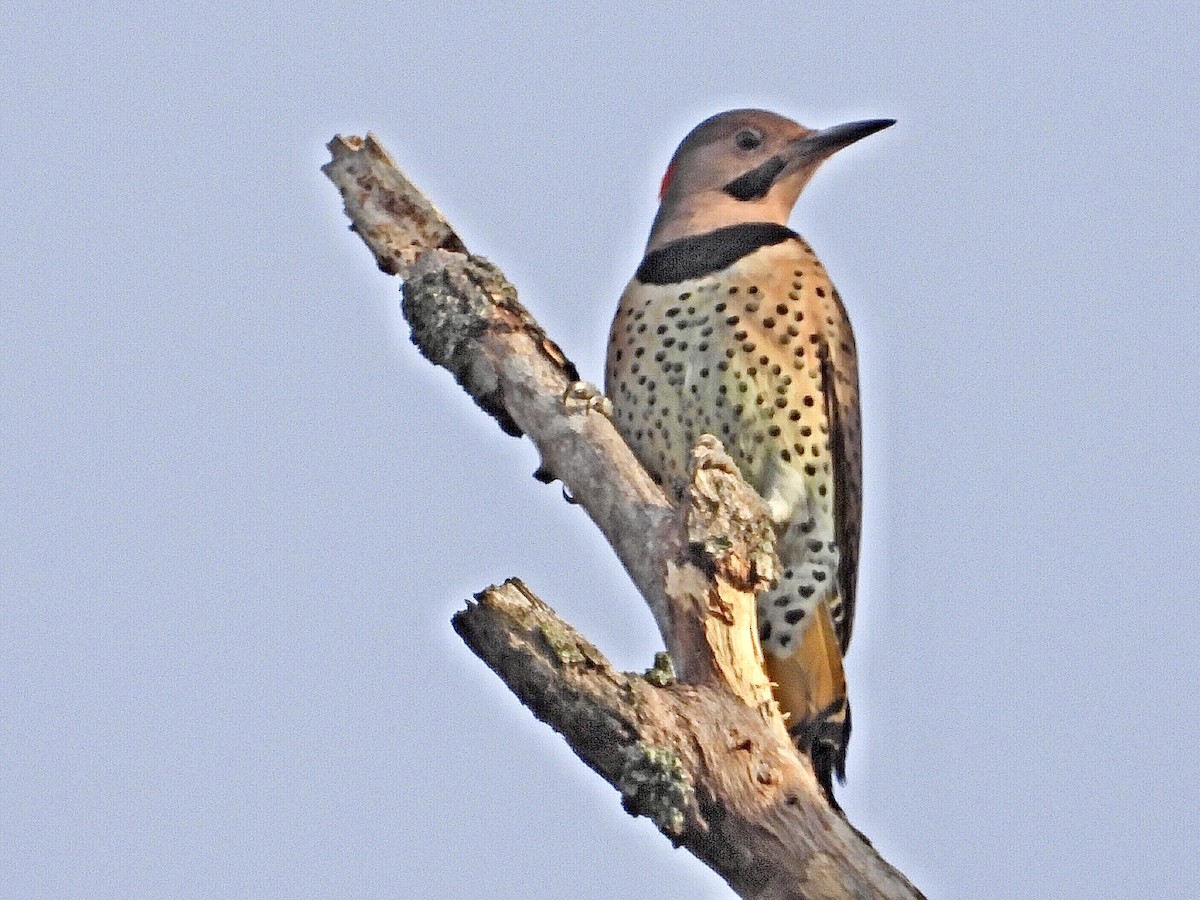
[763,599,846,731]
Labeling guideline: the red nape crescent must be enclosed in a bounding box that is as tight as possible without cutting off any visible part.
[658,163,675,200]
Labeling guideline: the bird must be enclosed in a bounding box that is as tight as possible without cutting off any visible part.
[605,109,892,809]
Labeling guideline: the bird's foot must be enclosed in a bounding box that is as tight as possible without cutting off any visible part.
[562,380,613,417]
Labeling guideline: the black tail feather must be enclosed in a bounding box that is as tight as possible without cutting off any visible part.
[791,698,851,812]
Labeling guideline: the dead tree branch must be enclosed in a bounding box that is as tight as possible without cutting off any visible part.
[323,133,924,900]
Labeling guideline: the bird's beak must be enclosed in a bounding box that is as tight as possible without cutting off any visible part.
[787,118,895,167]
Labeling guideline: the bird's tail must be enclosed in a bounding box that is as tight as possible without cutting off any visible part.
[762,600,851,811]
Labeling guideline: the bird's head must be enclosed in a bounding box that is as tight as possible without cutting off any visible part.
[647,109,894,251]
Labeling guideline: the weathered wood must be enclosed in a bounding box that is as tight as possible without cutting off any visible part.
[454,579,923,899]
[323,133,924,899]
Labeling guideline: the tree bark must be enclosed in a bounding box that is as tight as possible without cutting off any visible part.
[323,134,924,900]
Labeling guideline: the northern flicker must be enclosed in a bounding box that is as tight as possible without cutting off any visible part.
[606,109,892,809]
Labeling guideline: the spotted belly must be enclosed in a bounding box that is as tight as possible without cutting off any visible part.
[605,239,856,654]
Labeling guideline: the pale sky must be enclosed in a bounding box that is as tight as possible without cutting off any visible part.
[4,2,1199,897]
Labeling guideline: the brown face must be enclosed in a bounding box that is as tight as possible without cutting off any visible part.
[646,109,894,251]
[647,110,820,250]
[658,109,816,206]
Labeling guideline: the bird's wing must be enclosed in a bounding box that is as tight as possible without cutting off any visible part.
[819,305,863,653]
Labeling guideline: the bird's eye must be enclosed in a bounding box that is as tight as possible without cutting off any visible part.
[734,129,763,151]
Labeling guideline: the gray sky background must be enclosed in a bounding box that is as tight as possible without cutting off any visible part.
[4,2,1199,897]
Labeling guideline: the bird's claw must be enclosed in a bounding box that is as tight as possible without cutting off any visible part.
[563,381,613,417]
